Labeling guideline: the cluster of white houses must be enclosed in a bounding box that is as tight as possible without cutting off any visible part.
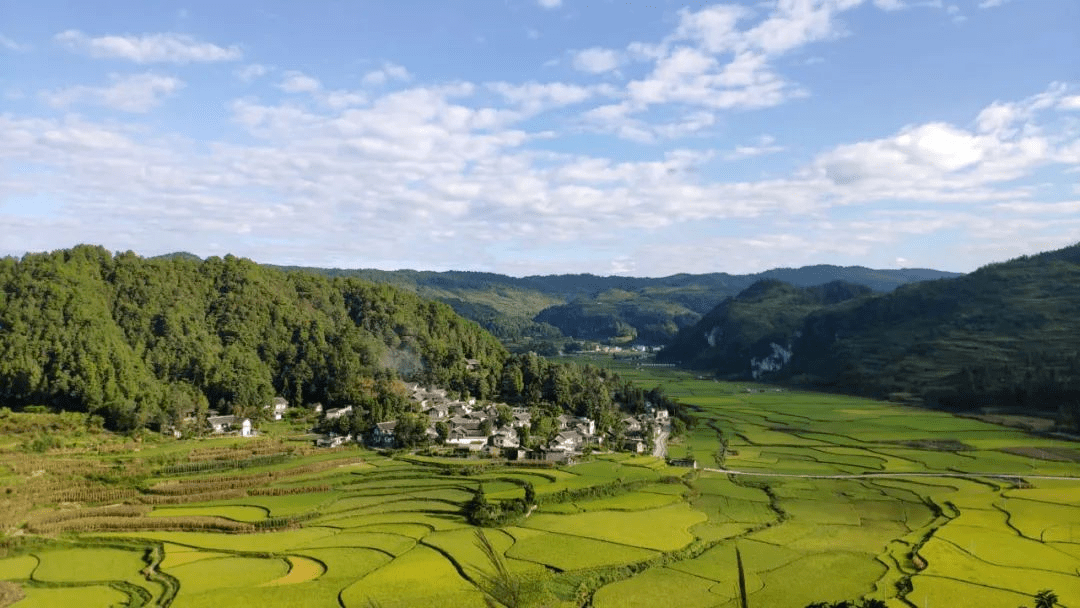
[194,387,666,463]
[320,384,668,461]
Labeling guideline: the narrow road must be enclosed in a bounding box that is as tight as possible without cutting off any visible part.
[653,428,668,459]
[700,467,1080,481]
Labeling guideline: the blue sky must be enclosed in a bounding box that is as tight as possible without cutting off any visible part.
[1,0,1078,276]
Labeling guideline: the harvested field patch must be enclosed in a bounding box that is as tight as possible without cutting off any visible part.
[998,446,1080,462]
[259,555,325,586]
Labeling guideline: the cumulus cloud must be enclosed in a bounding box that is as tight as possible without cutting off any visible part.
[572,47,620,74]
[2,59,1078,274]
[278,71,321,93]
[55,30,242,63]
[41,72,184,112]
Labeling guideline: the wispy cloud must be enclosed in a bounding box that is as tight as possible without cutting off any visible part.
[41,72,184,112]
[0,34,30,53]
[537,0,562,9]
[235,63,270,83]
[54,30,241,63]
[362,62,411,87]
[724,135,785,160]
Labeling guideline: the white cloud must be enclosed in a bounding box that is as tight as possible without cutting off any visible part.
[236,63,270,83]
[0,34,30,52]
[572,47,620,74]
[873,0,907,10]
[537,0,561,8]
[362,62,411,86]
[1060,96,1080,111]
[724,135,785,160]
[978,0,1011,8]
[3,71,1078,275]
[42,73,184,112]
[278,71,321,93]
[55,30,241,63]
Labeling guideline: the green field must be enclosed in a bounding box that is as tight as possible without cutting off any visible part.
[0,360,1077,607]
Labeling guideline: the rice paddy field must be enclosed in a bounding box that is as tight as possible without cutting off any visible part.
[0,359,1078,607]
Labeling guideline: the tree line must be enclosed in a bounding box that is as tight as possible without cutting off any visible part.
[0,246,660,435]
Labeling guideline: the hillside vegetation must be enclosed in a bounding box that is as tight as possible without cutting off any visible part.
[661,243,1080,427]
[0,246,626,433]
[268,263,958,347]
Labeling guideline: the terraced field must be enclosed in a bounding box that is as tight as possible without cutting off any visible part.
[0,361,1077,607]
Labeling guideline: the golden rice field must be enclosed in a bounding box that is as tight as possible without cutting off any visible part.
[0,359,1077,607]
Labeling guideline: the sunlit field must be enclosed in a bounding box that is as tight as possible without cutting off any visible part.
[0,358,1077,607]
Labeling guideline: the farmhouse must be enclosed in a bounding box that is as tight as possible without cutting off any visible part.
[316,432,352,448]
[370,421,397,448]
[266,396,289,420]
[207,415,253,437]
[324,406,353,420]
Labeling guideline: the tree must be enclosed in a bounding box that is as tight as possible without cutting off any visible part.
[1034,589,1058,608]
[470,529,551,608]
[435,421,450,445]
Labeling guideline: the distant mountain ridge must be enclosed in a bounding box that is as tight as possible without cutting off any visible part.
[264,263,960,346]
[660,242,1080,423]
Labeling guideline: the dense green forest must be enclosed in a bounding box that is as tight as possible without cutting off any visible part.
[0,246,636,434]
[661,243,1080,428]
[265,261,958,347]
[659,280,873,373]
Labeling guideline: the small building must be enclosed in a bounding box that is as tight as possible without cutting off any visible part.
[266,396,289,420]
[207,415,253,437]
[370,421,397,448]
[325,406,353,420]
[316,433,352,448]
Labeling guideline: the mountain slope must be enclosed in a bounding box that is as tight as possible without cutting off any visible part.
[658,280,873,376]
[269,264,960,346]
[663,243,1080,419]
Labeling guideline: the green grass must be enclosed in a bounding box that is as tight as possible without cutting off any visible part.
[166,555,289,592]
[0,554,37,580]
[505,528,658,570]
[521,503,706,551]
[15,584,129,608]
[149,505,269,522]
[339,545,483,608]
[31,547,145,583]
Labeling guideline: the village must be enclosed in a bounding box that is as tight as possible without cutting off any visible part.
[198,385,671,464]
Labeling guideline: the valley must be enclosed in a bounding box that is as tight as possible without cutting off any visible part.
[1,359,1077,607]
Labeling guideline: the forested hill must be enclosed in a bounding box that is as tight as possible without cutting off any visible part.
[0,246,514,430]
[661,243,1080,423]
[658,280,873,375]
[264,262,959,346]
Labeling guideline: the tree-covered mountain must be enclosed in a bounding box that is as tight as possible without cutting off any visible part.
[268,263,959,346]
[658,280,873,375]
[0,246,627,432]
[660,243,1080,425]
